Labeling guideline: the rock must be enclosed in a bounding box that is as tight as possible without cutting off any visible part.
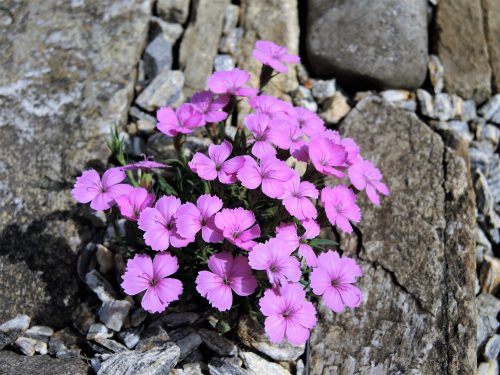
[219,28,244,55]
[436,121,473,143]
[239,351,291,375]
[136,325,170,352]
[48,328,80,356]
[480,256,500,294]
[0,0,152,327]
[178,362,204,375]
[209,358,247,375]
[198,328,237,356]
[0,314,31,332]
[179,0,229,95]
[417,88,434,117]
[129,308,148,328]
[295,359,304,375]
[461,100,478,122]
[150,17,184,44]
[156,0,190,24]
[95,337,129,353]
[72,303,95,335]
[56,348,81,359]
[176,332,203,361]
[380,90,417,111]
[157,312,199,328]
[14,336,37,356]
[483,0,500,93]
[237,316,304,362]
[320,91,351,124]
[85,270,118,303]
[0,350,88,374]
[99,300,132,332]
[143,34,173,79]
[130,107,157,134]
[478,360,499,375]
[311,79,336,103]
[474,170,500,228]
[116,326,143,349]
[223,4,240,33]
[87,323,113,340]
[96,244,114,274]
[483,334,500,360]
[479,94,500,123]
[429,55,444,94]
[433,93,454,121]
[477,125,500,149]
[476,227,494,264]
[435,0,492,102]
[311,96,477,373]
[135,70,184,112]
[214,55,235,72]
[98,342,180,375]
[306,0,428,89]
[292,86,317,112]
[24,325,53,341]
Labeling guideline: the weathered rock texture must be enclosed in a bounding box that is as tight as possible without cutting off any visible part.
[483,0,500,93]
[0,0,152,326]
[310,97,476,373]
[435,0,492,102]
[0,350,89,374]
[306,0,428,89]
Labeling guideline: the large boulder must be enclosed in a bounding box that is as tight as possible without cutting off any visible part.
[0,351,89,375]
[306,0,428,89]
[435,0,492,102]
[310,97,476,373]
[483,0,500,94]
[0,0,152,326]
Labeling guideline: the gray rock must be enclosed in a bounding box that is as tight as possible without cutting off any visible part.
[48,328,80,357]
[478,360,499,375]
[136,325,170,352]
[199,328,237,356]
[295,359,304,375]
[461,100,478,122]
[483,334,500,360]
[117,326,143,349]
[214,55,235,72]
[209,358,247,375]
[72,303,95,335]
[219,28,243,56]
[87,323,113,340]
[86,270,118,303]
[475,171,500,228]
[0,350,88,374]
[476,227,494,265]
[129,308,148,328]
[483,0,500,93]
[0,0,152,327]
[293,86,317,112]
[320,91,351,124]
[129,106,157,134]
[239,351,291,375]
[428,55,444,94]
[306,0,428,89]
[156,0,190,24]
[150,17,184,44]
[176,332,202,361]
[436,121,473,143]
[435,0,492,102]
[98,342,180,375]
[96,244,114,274]
[479,94,500,123]
[178,362,204,375]
[237,316,304,361]
[380,90,417,111]
[477,293,500,349]
[14,336,37,356]
[433,93,454,121]
[417,89,434,117]
[136,70,184,112]
[477,125,500,149]
[157,312,199,328]
[144,34,173,79]
[95,337,129,353]
[311,97,477,373]
[0,314,30,332]
[24,325,53,341]
[129,137,147,157]
[99,300,132,332]
[311,79,336,103]
[223,4,240,33]
[180,0,229,95]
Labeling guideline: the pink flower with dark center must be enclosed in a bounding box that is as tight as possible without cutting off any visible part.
[248,95,291,120]
[156,103,203,137]
[309,137,347,178]
[176,194,224,243]
[252,40,301,73]
[207,68,258,97]
[286,106,325,138]
[138,196,194,251]
[348,158,389,205]
[275,220,320,268]
[237,156,295,199]
[189,141,245,184]
[121,155,169,171]
[321,185,361,234]
[72,168,132,211]
[115,187,155,221]
[310,250,363,313]
[248,238,301,287]
[268,121,308,161]
[259,283,317,345]
[196,252,257,311]
[279,175,318,220]
[244,113,277,158]
[121,252,183,313]
[190,91,229,124]
[214,208,261,250]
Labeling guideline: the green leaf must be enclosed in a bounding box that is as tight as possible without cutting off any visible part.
[216,319,232,335]
[309,238,339,249]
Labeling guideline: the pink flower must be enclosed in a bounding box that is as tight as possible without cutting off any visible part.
[244,113,277,158]
[248,238,301,287]
[191,91,229,124]
[348,158,389,205]
[189,141,245,184]
[276,220,320,268]
[309,137,347,178]
[138,196,194,251]
[323,130,360,166]
[176,194,223,243]
[121,155,169,171]
[310,251,363,313]
[279,175,318,220]
[214,208,261,250]
[286,107,325,138]
[121,252,183,313]
[72,168,132,211]
[196,252,257,311]
[237,156,295,199]
[207,68,258,97]
[259,283,317,345]
[115,187,155,221]
[252,40,300,74]
[268,121,308,161]
[156,104,203,137]
[249,95,291,120]
[321,185,361,234]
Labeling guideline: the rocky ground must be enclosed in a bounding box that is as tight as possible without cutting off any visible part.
[0,0,499,374]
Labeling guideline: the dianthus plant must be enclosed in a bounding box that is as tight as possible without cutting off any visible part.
[73,40,389,346]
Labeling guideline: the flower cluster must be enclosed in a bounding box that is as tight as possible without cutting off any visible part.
[72,40,389,346]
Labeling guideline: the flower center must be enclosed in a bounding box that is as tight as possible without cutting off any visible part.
[149,278,158,287]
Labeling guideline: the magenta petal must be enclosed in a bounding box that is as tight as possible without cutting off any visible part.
[264,315,286,344]
[142,287,166,313]
[154,278,183,306]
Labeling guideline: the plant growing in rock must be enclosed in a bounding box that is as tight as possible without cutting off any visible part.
[72,40,389,346]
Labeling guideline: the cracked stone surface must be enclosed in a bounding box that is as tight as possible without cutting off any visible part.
[0,0,152,326]
[310,97,476,374]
